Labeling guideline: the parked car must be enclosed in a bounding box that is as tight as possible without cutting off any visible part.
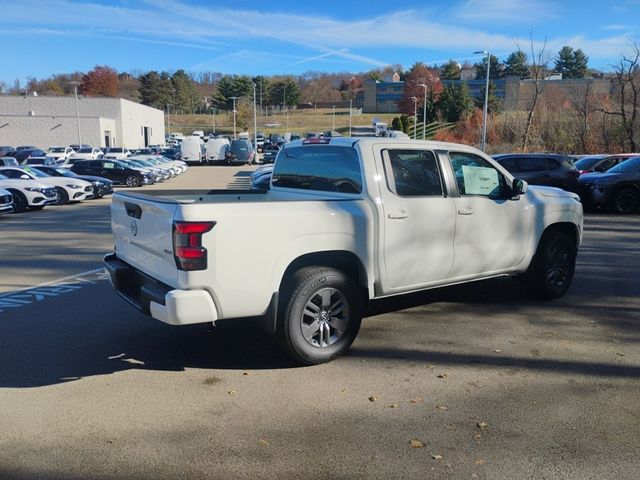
[34,165,114,199]
[0,166,92,205]
[250,164,274,190]
[160,147,181,160]
[70,159,153,187]
[69,144,92,152]
[0,172,57,212]
[0,157,19,167]
[262,144,280,164]
[226,139,255,165]
[71,147,103,160]
[15,145,37,152]
[493,153,581,194]
[103,147,132,159]
[578,156,640,214]
[255,132,265,152]
[0,146,16,158]
[122,158,169,181]
[180,136,204,164]
[47,146,75,163]
[23,157,58,166]
[104,137,583,365]
[573,154,638,175]
[14,148,47,163]
[0,187,13,215]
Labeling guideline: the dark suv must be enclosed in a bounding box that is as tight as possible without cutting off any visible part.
[574,154,638,174]
[493,153,580,194]
[578,156,640,214]
[70,160,153,187]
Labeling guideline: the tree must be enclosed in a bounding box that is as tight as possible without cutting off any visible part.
[441,60,461,80]
[172,70,200,113]
[391,117,402,131]
[476,81,501,113]
[139,71,172,109]
[522,36,552,151]
[437,83,475,122]
[474,55,504,81]
[81,65,118,97]
[554,46,589,78]
[399,62,442,122]
[267,77,300,108]
[504,50,530,79]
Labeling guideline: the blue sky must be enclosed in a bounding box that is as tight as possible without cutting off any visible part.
[2,0,639,84]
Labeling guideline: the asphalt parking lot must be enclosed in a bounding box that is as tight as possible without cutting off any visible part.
[0,166,638,480]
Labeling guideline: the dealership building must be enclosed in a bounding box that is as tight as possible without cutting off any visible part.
[0,96,165,149]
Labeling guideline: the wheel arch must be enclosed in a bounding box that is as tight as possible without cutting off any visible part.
[542,222,580,247]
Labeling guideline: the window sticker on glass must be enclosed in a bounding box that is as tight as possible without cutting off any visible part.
[461,165,500,196]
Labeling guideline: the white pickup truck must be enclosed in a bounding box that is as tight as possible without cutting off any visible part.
[105,138,583,364]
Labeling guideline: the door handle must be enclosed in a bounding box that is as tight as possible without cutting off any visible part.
[457,208,474,215]
[388,211,408,219]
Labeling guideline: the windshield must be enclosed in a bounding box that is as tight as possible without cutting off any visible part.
[574,156,606,170]
[23,167,47,178]
[47,167,75,177]
[607,157,640,173]
[49,147,65,153]
[78,148,93,153]
[0,173,7,179]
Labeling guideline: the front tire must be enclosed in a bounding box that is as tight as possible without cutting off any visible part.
[277,266,362,365]
[8,190,27,213]
[526,231,576,300]
[612,188,639,215]
[55,187,69,205]
[125,175,141,187]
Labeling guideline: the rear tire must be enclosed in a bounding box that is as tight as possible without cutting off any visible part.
[9,190,27,213]
[612,188,639,215]
[525,231,576,300]
[55,187,69,205]
[277,266,362,365]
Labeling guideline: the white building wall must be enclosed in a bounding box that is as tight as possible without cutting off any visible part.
[0,96,165,149]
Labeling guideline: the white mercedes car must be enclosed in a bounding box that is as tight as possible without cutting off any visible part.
[47,146,75,163]
[0,172,57,212]
[0,166,93,205]
[0,187,14,215]
[70,147,103,160]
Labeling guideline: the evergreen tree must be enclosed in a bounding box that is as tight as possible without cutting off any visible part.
[475,81,501,113]
[504,50,530,79]
[441,60,461,80]
[474,55,504,80]
[267,78,300,107]
[171,69,199,113]
[437,83,475,122]
[554,46,588,78]
[391,117,402,131]
[571,49,589,78]
[139,71,172,109]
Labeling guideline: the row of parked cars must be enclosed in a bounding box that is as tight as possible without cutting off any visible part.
[0,148,188,215]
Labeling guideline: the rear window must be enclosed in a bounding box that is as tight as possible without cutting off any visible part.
[272,145,362,194]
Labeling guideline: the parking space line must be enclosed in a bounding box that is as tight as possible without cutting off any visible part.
[0,268,108,313]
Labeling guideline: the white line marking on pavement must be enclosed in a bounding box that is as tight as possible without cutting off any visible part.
[0,268,108,313]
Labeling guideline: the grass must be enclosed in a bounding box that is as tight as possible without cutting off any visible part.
[166,108,399,137]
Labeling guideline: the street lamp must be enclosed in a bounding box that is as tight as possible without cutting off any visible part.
[349,99,353,137]
[229,96,238,138]
[332,105,335,132]
[418,83,428,140]
[253,83,257,162]
[167,103,171,136]
[410,96,417,139]
[70,81,81,145]
[474,50,490,151]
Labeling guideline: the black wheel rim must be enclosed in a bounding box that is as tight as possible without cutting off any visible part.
[546,240,573,291]
[615,190,638,214]
[14,195,26,212]
[300,288,350,348]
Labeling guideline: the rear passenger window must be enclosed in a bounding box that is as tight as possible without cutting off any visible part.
[272,146,362,194]
[516,158,547,172]
[546,160,561,171]
[382,149,443,196]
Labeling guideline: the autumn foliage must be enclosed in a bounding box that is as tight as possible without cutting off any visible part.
[81,65,118,97]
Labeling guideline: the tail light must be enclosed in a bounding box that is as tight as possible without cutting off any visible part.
[172,221,215,271]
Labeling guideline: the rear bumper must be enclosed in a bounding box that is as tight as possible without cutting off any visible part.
[104,253,218,325]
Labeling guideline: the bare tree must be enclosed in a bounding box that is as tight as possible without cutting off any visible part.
[522,35,551,151]
[603,42,640,152]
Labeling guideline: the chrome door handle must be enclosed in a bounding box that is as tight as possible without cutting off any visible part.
[457,208,474,215]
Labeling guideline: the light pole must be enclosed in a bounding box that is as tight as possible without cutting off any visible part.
[349,99,352,137]
[229,96,238,138]
[418,83,428,140]
[211,107,216,135]
[411,96,417,139]
[253,83,257,161]
[167,104,171,136]
[332,105,335,132]
[70,81,81,145]
[474,50,490,151]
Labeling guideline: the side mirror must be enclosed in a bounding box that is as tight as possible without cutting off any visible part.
[512,178,528,197]
[20,174,30,180]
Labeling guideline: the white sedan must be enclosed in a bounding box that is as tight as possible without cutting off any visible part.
[47,146,75,163]
[0,166,93,205]
[71,147,103,160]
[0,173,58,212]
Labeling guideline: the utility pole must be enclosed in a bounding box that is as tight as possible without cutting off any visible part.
[253,83,257,162]
[212,107,216,134]
[70,81,81,145]
[418,83,428,140]
[229,96,238,138]
[349,99,352,137]
[474,50,491,151]
[411,96,417,139]
[167,104,171,136]
[332,105,335,132]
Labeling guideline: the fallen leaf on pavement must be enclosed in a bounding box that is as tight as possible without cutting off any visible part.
[432,454,443,460]
[435,405,449,411]
[258,439,270,446]
[388,404,399,408]
[242,371,251,376]
[409,439,424,448]
[616,352,625,357]
[474,433,482,439]
[368,395,378,402]
[477,421,488,429]
[437,373,448,379]
[410,397,424,404]
[227,390,236,395]
[475,458,485,465]
[494,349,501,353]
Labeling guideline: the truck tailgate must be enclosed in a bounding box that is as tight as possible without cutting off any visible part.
[111,193,180,288]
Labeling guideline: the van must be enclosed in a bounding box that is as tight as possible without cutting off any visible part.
[192,130,205,138]
[180,136,204,164]
[205,138,230,164]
